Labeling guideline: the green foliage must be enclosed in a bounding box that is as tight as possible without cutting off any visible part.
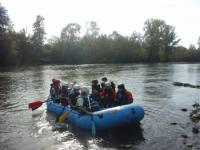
[31,15,45,47]
[197,37,200,50]
[30,15,46,63]
[0,3,10,35]
[143,18,180,62]
[61,23,81,43]
[0,32,17,66]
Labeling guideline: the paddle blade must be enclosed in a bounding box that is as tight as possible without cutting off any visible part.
[58,112,69,122]
[28,101,43,110]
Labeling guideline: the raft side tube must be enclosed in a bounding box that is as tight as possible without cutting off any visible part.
[47,102,144,130]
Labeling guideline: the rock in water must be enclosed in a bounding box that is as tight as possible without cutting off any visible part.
[181,108,187,112]
[192,127,199,134]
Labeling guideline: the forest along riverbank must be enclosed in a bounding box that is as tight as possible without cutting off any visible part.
[0,63,200,150]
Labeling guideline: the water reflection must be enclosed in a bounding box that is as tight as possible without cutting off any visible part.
[45,110,144,150]
[142,64,174,100]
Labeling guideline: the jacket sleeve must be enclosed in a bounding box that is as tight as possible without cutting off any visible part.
[126,91,133,103]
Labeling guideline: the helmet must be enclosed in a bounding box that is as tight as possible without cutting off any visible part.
[81,86,89,95]
[73,84,81,90]
[52,78,61,86]
[102,77,108,82]
[118,84,125,89]
[105,81,111,87]
[62,82,69,87]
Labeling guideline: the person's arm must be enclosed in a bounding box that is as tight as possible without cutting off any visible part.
[127,91,133,103]
[79,107,92,115]
[68,99,76,108]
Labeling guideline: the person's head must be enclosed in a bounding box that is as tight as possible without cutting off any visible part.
[104,81,112,92]
[62,83,69,91]
[81,86,89,97]
[52,78,61,86]
[118,84,125,92]
[92,80,98,85]
[102,77,108,82]
[73,84,80,93]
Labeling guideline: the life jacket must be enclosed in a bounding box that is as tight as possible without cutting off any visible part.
[103,88,116,101]
[69,92,80,106]
[50,86,61,99]
[84,95,100,112]
[116,90,133,104]
[124,91,133,103]
[92,84,101,92]
[61,88,69,98]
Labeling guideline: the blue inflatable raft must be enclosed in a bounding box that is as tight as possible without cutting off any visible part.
[47,101,144,130]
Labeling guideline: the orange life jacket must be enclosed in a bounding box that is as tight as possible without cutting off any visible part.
[102,89,116,101]
[124,91,133,103]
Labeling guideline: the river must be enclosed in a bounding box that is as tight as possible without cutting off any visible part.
[0,63,200,150]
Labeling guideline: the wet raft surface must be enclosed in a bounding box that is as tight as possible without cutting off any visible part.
[0,63,200,150]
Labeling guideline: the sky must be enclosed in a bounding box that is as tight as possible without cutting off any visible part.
[1,0,200,48]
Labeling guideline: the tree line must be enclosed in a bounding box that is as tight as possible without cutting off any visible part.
[0,3,200,66]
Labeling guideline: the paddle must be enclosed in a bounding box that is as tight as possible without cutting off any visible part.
[28,101,44,110]
[28,99,50,111]
[91,115,96,137]
[88,96,96,137]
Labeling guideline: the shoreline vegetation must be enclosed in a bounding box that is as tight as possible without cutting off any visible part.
[1,3,200,67]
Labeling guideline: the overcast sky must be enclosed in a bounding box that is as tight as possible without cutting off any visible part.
[1,0,200,48]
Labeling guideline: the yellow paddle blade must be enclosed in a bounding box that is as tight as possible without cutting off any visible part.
[58,112,69,122]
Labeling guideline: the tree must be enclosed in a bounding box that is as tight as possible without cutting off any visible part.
[0,3,10,36]
[189,44,196,51]
[130,31,143,45]
[15,29,35,64]
[197,36,200,50]
[30,15,46,63]
[86,21,100,38]
[31,15,45,47]
[61,23,81,43]
[108,31,123,40]
[0,3,17,66]
[143,18,180,62]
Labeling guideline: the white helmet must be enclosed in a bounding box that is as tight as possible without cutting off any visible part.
[105,81,111,87]
[62,82,69,87]
[73,84,81,90]
[81,86,89,95]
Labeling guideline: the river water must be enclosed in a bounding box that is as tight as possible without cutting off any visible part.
[0,63,200,150]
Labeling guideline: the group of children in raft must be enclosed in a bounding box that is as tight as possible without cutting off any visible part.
[50,77,133,115]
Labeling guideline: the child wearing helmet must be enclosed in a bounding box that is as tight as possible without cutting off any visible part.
[75,87,92,114]
[68,84,81,107]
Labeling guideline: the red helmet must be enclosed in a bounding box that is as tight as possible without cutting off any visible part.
[52,78,60,86]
